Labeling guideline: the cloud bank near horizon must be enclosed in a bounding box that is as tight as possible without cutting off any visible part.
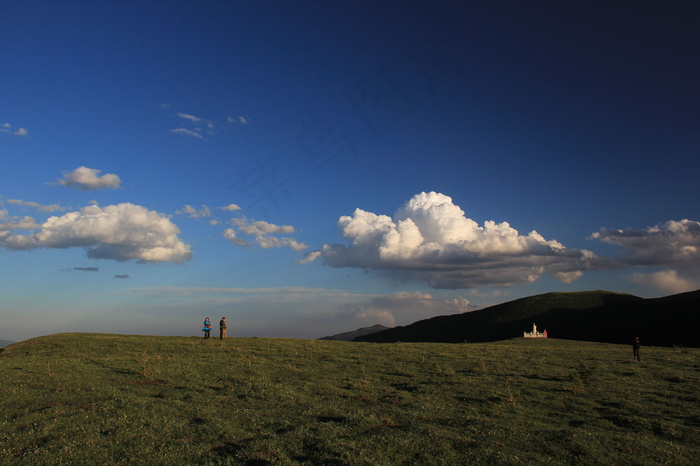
[592,219,700,293]
[313,192,605,289]
[125,285,477,337]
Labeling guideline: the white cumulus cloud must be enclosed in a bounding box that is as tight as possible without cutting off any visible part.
[315,191,600,289]
[52,166,122,191]
[0,203,192,263]
[219,204,242,212]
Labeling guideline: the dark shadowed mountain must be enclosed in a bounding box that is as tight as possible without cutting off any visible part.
[355,290,700,347]
[319,324,390,341]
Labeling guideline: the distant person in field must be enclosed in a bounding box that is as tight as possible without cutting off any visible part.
[203,317,212,339]
[220,317,227,339]
[633,336,641,361]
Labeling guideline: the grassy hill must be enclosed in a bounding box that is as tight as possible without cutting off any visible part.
[318,324,389,341]
[356,290,700,347]
[1,333,699,464]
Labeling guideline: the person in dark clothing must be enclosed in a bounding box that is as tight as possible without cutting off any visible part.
[632,336,641,362]
[219,317,227,340]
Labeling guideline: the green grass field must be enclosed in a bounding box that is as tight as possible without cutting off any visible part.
[1,334,698,464]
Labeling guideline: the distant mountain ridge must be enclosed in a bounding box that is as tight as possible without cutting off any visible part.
[0,339,16,348]
[355,290,700,347]
[319,324,389,341]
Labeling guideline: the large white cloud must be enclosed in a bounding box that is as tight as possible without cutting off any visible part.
[314,192,600,288]
[53,166,122,191]
[0,203,192,263]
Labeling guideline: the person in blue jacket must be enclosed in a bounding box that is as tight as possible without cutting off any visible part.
[203,317,212,339]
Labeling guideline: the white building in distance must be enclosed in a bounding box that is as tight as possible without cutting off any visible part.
[524,323,548,338]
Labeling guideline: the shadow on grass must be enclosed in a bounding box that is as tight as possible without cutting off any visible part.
[210,441,245,458]
[316,415,347,423]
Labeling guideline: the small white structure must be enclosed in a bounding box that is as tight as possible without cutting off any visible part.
[523,323,548,338]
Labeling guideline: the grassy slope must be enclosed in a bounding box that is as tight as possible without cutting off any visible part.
[1,333,699,464]
[319,325,389,341]
[357,290,700,347]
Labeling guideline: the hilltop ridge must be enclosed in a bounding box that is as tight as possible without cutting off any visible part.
[355,289,700,347]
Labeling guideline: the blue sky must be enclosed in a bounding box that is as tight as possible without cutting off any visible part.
[2,1,699,341]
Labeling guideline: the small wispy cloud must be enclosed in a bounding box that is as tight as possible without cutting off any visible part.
[219,204,242,212]
[176,202,240,226]
[1,122,29,137]
[228,116,249,124]
[168,112,216,141]
[170,128,206,140]
[176,204,212,219]
[298,250,322,265]
[115,274,130,279]
[5,198,63,212]
[223,217,308,251]
[177,113,201,123]
[74,267,99,272]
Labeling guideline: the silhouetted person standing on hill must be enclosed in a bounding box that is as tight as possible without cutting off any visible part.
[220,317,227,339]
[633,336,641,361]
